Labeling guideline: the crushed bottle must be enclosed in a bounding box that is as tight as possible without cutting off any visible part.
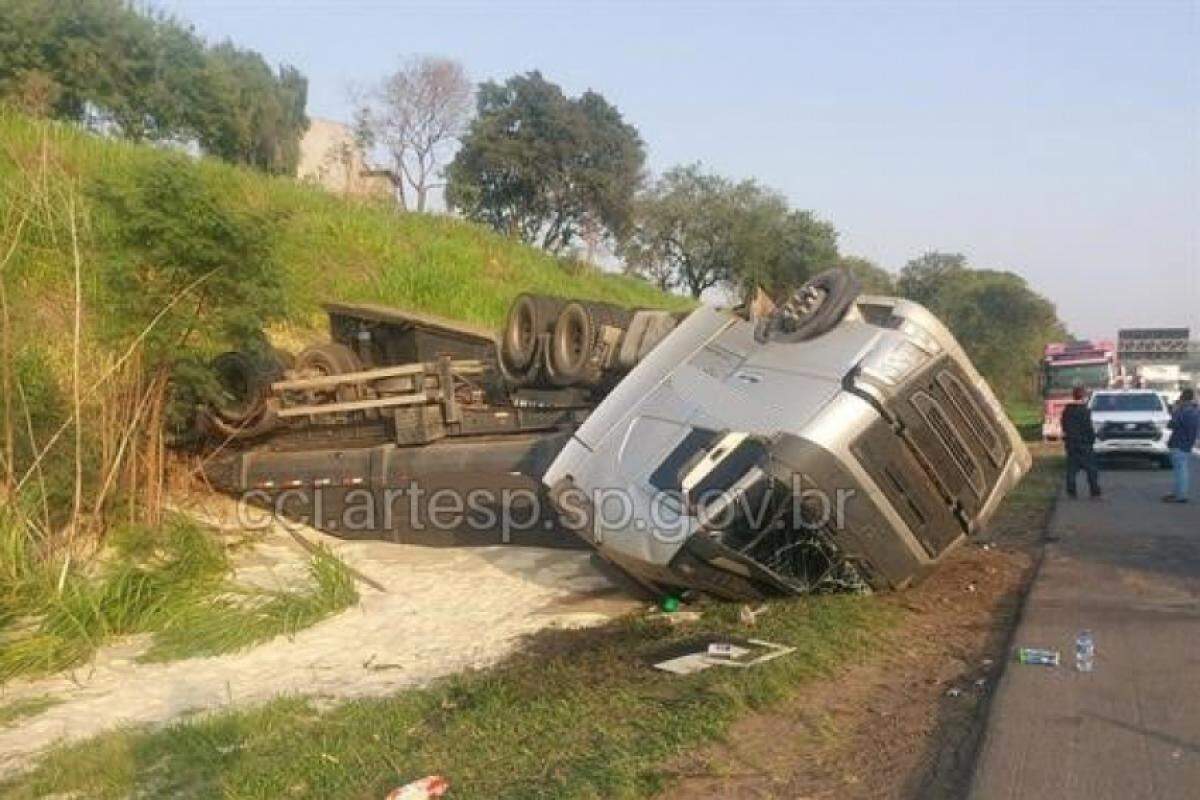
[1016,647,1060,666]
[1075,630,1095,672]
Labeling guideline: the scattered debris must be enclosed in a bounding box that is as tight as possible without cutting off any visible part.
[945,687,963,698]
[738,603,770,626]
[1074,630,1095,672]
[1016,647,1060,666]
[646,610,703,626]
[973,677,988,689]
[707,642,746,659]
[660,595,682,613]
[384,775,449,800]
[652,638,796,675]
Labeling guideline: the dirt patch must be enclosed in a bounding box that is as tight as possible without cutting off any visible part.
[656,456,1056,800]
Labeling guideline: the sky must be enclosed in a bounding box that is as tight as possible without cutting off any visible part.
[160,0,1199,340]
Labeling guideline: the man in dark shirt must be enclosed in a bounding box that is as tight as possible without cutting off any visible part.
[1163,388,1198,503]
[1061,385,1101,499]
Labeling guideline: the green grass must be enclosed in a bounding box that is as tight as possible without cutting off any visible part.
[140,543,359,663]
[0,695,62,728]
[0,111,691,341]
[0,596,892,799]
[1005,450,1063,510]
[0,515,359,683]
[1005,399,1044,442]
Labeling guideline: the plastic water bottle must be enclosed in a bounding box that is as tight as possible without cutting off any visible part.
[1075,630,1095,672]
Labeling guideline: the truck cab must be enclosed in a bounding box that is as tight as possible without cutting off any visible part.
[543,286,1030,600]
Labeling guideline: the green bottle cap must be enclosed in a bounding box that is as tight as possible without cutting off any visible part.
[661,596,680,612]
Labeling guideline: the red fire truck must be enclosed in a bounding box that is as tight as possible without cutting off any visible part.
[1040,341,1116,439]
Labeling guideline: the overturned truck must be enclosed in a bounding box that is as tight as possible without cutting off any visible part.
[542,270,1030,600]
[199,270,1028,599]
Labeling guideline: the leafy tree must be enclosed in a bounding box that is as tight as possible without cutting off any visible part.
[0,0,308,173]
[89,156,286,356]
[193,45,309,175]
[621,164,838,298]
[355,56,473,211]
[838,256,895,294]
[935,270,1064,401]
[446,71,644,253]
[896,251,967,307]
[620,165,739,296]
[895,254,1066,402]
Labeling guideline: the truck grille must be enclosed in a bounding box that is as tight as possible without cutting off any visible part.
[851,416,965,558]
[911,391,986,498]
[936,371,1004,466]
[851,356,1012,543]
[1097,422,1159,441]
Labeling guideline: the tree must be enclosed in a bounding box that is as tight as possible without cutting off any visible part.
[90,155,285,355]
[621,165,738,296]
[446,71,645,253]
[621,164,838,298]
[933,270,1064,401]
[0,0,308,174]
[193,44,309,175]
[894,253,1067,402]
[838,256,895,294]
[896,251,967,308]
[355,57,473,212]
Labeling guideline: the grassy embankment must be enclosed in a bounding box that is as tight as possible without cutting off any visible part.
[0,111,689,685]
[1,455,1062,799]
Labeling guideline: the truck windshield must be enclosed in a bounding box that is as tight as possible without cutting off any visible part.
[1091,394,1164,413]
[1045,363,1110,392]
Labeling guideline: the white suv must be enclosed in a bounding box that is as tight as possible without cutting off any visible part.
[1089,390,1172,467]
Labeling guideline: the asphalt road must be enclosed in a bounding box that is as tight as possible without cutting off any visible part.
[969,457,1200,799]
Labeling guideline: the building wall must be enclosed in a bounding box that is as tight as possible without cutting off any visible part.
[297,118,396,200]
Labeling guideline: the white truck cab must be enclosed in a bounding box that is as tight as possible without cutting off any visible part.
[543,271,1031,600]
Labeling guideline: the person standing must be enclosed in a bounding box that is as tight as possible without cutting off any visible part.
[1163,388,1198,503]
[1061,385,1101,499]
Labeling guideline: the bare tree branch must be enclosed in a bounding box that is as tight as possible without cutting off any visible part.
[354,56,473,212]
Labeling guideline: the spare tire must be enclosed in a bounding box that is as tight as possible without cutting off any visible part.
[754,268,861,344]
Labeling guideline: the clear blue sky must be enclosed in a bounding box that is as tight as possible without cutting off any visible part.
[162,0,1199,340]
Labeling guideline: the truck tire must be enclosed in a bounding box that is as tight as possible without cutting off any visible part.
[550,301,635,387]
[210,351,274,425]
[296,342,363,402]
[754,268,861,344]
[549,301,595,384]
[297,342,361,375]
[501,294,566,373]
